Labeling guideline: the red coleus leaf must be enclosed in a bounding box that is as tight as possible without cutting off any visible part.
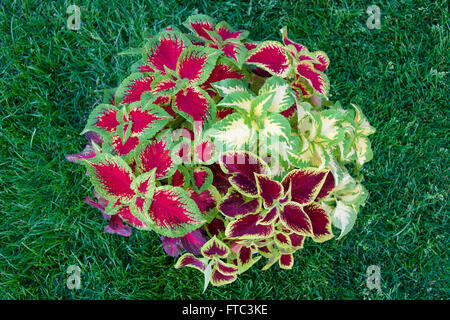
[220,152,269,197]
[201,63,244,94]
[280,26,307,56]
[111,135,140,156]
[221,39,247,66]
[83,104,119,135]
[146,30,186,73]
[303,203,334,243]
[175,253,206,272]
[174,86,213,125]
[139,64,155,73]
[192,166,213,193]
[86,153,135,202]
[313,51,330,72]
[296,61,329,96]
[138,138,175,179]
[218,189,260,218]
[117,205,147,229]
[127,105,169,137]
[201,236,230,259]
[152,78,177,94]
[281,168,328,205]
[194,140,215,163]
[177,47,219,85]
[184,14,215,41]
[225,213,274,239]
[255,173,284,209]
[121,75,154,105]
[246,41,291,77]
[279,202,313,236]
[145,186,205,237]
[216,26,242,41]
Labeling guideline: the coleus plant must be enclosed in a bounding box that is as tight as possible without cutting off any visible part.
[67,14,375,290]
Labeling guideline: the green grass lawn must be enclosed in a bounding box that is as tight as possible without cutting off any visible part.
[0,0,448,299]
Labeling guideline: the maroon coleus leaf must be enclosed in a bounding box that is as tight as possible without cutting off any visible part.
[274,232,291,248]
[281,168,329,205]
[210,163,231,194]
[289,233,305,248]
[85,131,103,145]
[216,108,234,120]
[65,144,96,165]
[316,171,335,200]
[161,235,183,257]
[161,229,207,257]
[145,186,205,237]
[205,218,226,237]
[170,169,185,187]
[258,206,278,225]
[104,214,132,237]
[280,102,297,119]
[85,153,135,202]
[279,202,313,236]
[216,261,238,275]
[220,151,269,197]
[246,41,291,77]
[138,138,175,179]
[225,213,274,239]
[279,253,294,269]
[211,267,237,286]
[201,236,230,259]
[181,229,208,255]
[175,253,207,272]
[255,173,284,209]
[146,30,186,73]
[188,188,216,216]
[303,203,334,243]
[218,189,260,218]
